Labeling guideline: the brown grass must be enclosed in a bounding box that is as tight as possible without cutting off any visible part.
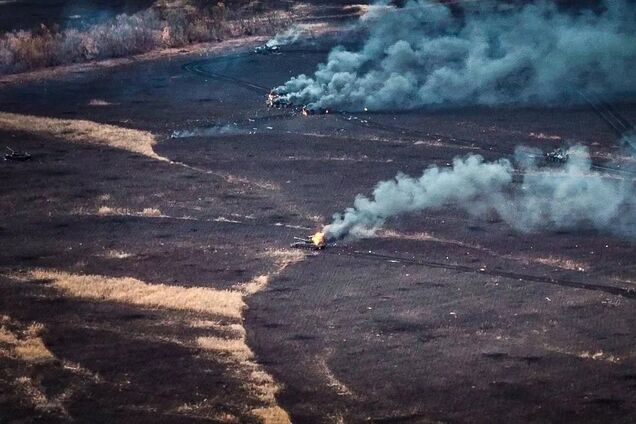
[534,256,587,272]
[0,4,292,76]
[0,112,164,160]
[0,316,54,363]
[197,336,254,362]
[238,275,270,296]
[97,206,164,217]
[88,99,116,106]
[9,253,307,422]
[102,250,133,259]
[251,406,292,424]
[30,270,244,319]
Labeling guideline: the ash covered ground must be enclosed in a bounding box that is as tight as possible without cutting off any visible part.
[1,3,636,423]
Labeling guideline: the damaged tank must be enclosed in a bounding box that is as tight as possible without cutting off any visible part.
[254,44,280,55]
[545,147,569,164]
[266,91,292,109]
[290,232,328,250]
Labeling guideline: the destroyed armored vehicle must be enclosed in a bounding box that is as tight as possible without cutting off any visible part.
[266,91,291,109]
[254,44,280,55]
[290,233,328,250]
[4,147,31,162]
[545,148,569,164]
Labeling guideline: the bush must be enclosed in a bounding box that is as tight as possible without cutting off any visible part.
[0,2,291,75]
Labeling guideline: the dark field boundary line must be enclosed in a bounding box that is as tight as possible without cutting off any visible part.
[322,249,636,300]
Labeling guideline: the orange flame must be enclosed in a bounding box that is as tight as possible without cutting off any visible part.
[311,231,326,248]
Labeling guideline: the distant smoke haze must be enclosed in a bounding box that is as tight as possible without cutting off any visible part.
[275,0,636,111]
[324,145,636,240]
[265,25,306,48]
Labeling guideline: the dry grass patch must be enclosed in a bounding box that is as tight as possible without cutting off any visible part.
[535,256,587,272]
[197,336,254,362]
[191,320,245,337]
[96,206,164,217]
[239,275,270,296]
[251,406,292,424]
[29,270,244,319]
[543,344,621,363]
[102,250,133,259]
[262,249,305,272]
[0,112,165,160]
[87,99,116,106]
[141,207,163,217]
[13,376,66,415]
[0,317,54,363]
[10,251,308,422]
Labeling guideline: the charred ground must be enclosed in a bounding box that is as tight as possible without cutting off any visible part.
[1,24,636,424]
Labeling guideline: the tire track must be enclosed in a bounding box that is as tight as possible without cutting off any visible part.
[322,249,636,300]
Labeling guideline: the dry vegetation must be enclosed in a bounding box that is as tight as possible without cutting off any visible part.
[0,112,164,160]
[29,269,245,318]
[0,316,67,417]
[0,1,292,75]
[0,316,54,363]
[97,206,164,217]
[6,252,304,423]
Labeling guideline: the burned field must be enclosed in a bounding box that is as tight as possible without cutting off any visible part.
[2,19,636,424]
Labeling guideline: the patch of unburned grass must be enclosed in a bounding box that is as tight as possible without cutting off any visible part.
[251,406,292,424]
[102,250,133,259]
[0,317,54,363]
[197,336,253,362]
[0,112,165,160]
[97,206,164,217]
[8,250,308,422]
[534,256,587,272]
[29,270,244,319]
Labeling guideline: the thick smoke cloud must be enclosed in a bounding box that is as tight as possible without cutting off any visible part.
[324,145,635,240]
[275,0,636,111]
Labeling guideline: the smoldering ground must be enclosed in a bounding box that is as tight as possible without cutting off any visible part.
[324,145,636,240]
[274,0,636,111]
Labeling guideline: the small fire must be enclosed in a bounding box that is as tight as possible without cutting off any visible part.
[311,231,326,248]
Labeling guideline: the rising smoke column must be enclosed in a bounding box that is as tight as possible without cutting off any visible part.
[274,0,636,111]
[323,145,635,240]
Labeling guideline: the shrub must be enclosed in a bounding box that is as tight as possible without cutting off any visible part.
[0,2,291,75]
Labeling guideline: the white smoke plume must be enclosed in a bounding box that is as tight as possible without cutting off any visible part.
[274,0,636,111]
[623,130,636,153]
[324,145,635,240]
[265,25,306,48]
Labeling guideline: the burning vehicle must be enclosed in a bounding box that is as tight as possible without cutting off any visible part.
[545,147,569,164]
[291,232,328,250]
[254,44,280,55]
[266,90,292,109]
[266,91,330,117]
